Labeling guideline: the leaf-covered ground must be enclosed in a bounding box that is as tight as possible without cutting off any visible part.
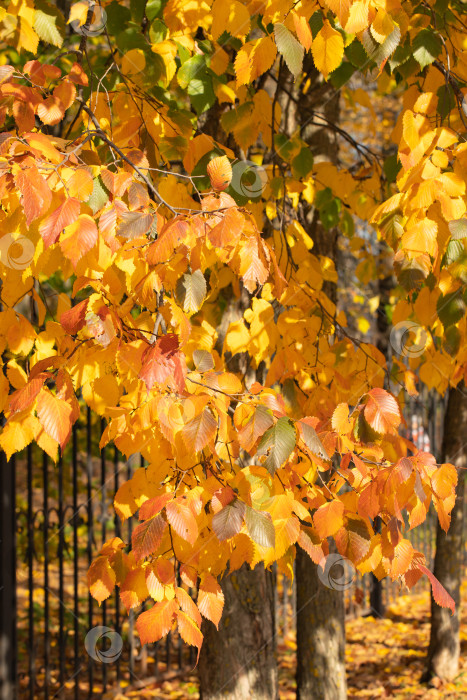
[115,583,467,699]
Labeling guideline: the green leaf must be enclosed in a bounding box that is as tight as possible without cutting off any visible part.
[309,11,324,39]
[412,29,442,69]
[444,240,464,266]
[292,147,314,179]
[448,218,467,240]
[149,19,168,44]
[146,0,163,20]
[177,56,206,89]
[187,76,216,115]
[106,1,132,35]
[257,417,296,475]
[345,40,368,68]
[245,506,275,548]
[176,269,207,314]
[437,291,466,327]
[34,1,65,47]
[330,61,355,90]
[383,154,401,183]
[88,177,109,215]
[274,23,304,79]
[444,325,461,356]
[130,0,147,23]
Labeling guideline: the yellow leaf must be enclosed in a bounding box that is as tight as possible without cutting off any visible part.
[312,21,344,80]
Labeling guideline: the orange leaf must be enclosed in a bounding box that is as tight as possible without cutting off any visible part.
[139,492,173,520]
[418,564,455,615]
[88,556,115,604]
[166,499,198,545]
[131,515,167,562]
[207,155,232,191]
[209,207,245,247]
[197,573,224,629]
[60,214,98,267]
[136,599,179,645]
[15,166,52,225]
[313,500,344,539]
[364,388,401,434]
[36,389,73,450]
[60,298,89,335]
[9,372,49,414]
[177,610,203,659]
[39,197,81,248]
[176,587,202,628]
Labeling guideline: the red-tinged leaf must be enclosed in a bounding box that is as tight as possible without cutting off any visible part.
[313,500,345,539]
[60,299,89,335]
[238,405,274,453]
[139,492,173,520]
[88,556,115,604]
[131,515,167,562]
[37,96,65,126]
[209,206,244,247]
[120,568,149,611]
[9,372,49,413]
[15,167,52,225]
[147,218,190,265]
[297,529,329,565]
[60,214,98,267]
[182,408,217,453]
[39,198,81,248]
[364,388,401,434]
[212,499,246,541]
[166,500,198,545]
[418,564,455,614]
[197,574,224,629]
[358,480,380,519]
[136,599,179,645]
[139,334,186,392]
[175,587,202,628]
[177,610,203,659]
[239,235,269,292]
[36,389,73,450]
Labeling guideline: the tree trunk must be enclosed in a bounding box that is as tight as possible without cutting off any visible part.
[199,564,278,699]
[296,543,347,700]
[291,62,346,700]
[424,387,466,681]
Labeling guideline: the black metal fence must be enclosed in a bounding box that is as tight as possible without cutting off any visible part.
[0,391,449,699]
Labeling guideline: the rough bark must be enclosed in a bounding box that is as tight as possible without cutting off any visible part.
[296,543,347,700]
[424,386,466,681]
[199,564,278,700]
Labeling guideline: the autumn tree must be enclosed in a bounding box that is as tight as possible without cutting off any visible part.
[0,2,466,698]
